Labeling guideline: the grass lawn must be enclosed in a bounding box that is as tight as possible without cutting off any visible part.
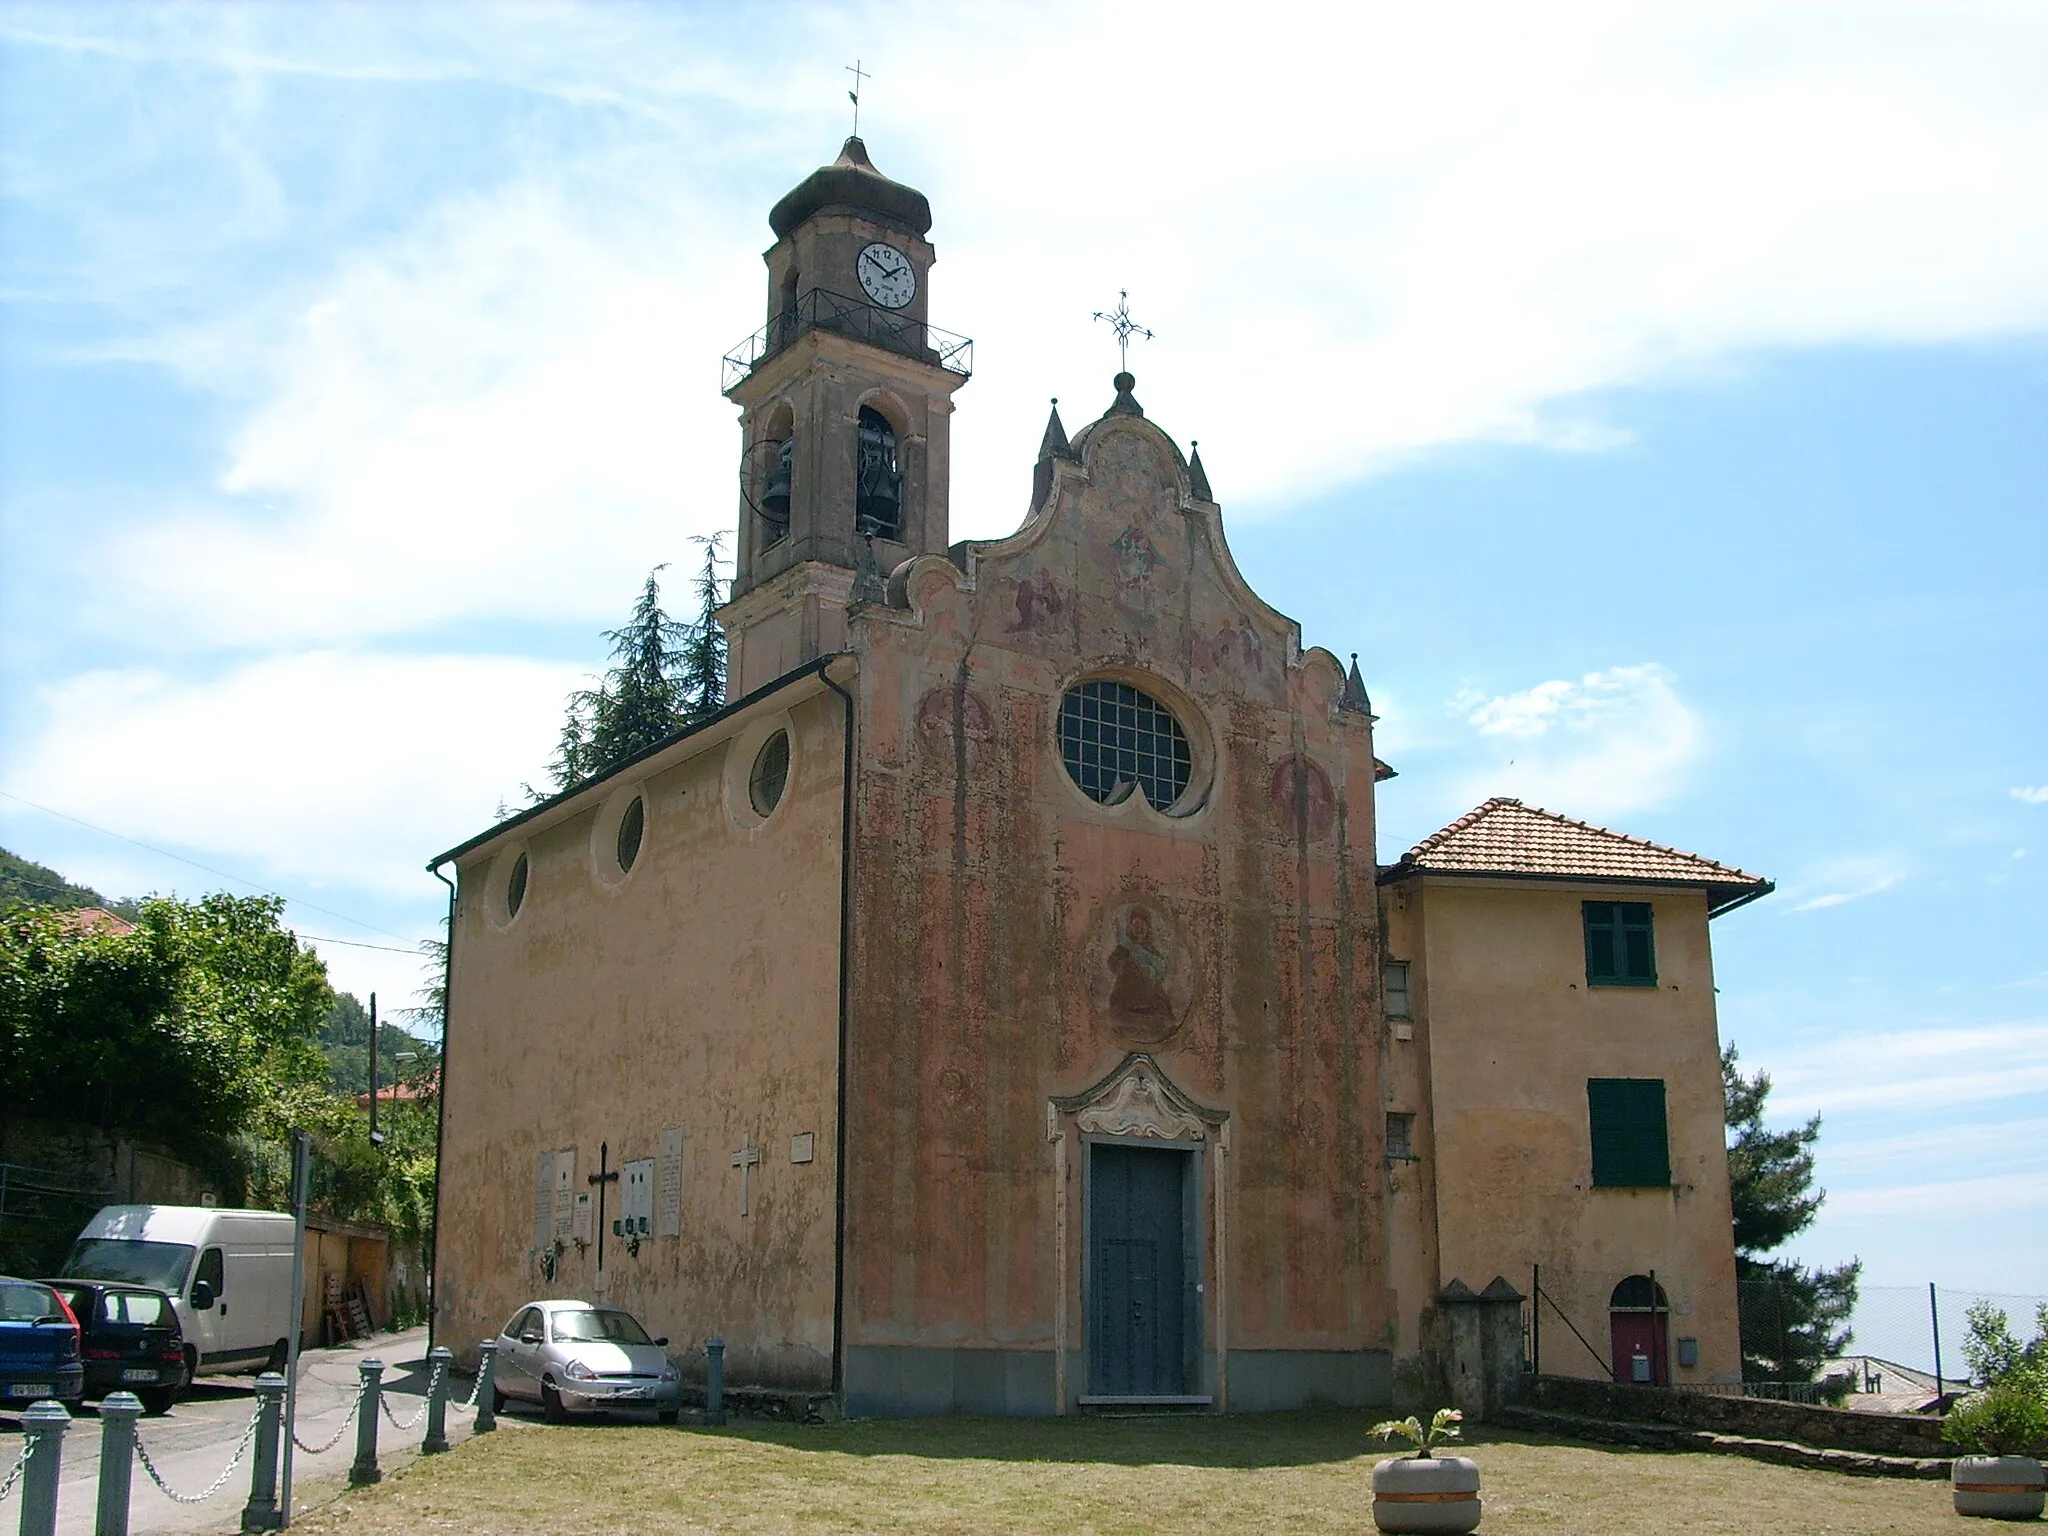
[288,1412,1977,1534]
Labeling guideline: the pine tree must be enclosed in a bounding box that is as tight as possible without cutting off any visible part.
[544,568,692,792]
[1723,1045,1861,1383]
[678,532,729,723]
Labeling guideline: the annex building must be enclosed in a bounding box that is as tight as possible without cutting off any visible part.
[429,138,1772,1415]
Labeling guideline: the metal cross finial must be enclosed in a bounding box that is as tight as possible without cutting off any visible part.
[1092,290,1153,374]
[846,60,870,135]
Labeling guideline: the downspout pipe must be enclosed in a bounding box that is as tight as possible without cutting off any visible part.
[425,860,457,1356]
[820,660,856,1400]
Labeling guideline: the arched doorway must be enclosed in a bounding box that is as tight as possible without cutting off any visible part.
[1609,1275,1669,1385]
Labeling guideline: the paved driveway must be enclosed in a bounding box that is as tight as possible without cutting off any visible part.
[1,1326,507,1534]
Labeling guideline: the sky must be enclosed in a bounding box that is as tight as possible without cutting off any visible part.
[1,2,2043,1301]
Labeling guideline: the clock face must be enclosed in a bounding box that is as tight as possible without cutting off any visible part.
[856,242,916,309]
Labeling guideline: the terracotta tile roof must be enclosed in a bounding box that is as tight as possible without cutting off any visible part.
[1380,798,1771,913]
[53,906,137,937]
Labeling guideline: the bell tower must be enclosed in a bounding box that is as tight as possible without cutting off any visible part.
[718,137,972,696]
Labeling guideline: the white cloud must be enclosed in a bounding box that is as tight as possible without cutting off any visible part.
[10,0,2048,650]
[1,652,586,896]
[1761,1020,2048,1119]
[1448,663,1699,819]
[2012,786,2048,805]
[1823,1117,2048,1173]
[1787,855,1908,913]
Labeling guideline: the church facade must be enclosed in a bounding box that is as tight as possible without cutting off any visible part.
[429,139,1771,1415]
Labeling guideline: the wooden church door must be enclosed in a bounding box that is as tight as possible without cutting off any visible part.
[1088,1142,1190,1396]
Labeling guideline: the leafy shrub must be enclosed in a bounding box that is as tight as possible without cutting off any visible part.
[1371,1408,1464,1459]
[1943,1380,2048,1458]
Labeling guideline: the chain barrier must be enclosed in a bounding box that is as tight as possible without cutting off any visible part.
[132,1404,263,1505]
[0,1432,33,1505]
[453,1367,486,1411]
[291,1381,366,1455]
[379,1360,443,1431]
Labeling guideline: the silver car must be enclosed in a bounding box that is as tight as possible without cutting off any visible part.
[493,1300,683,1423]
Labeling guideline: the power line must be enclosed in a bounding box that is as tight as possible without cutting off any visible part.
[0,786,415,943]
[299,933,427,956]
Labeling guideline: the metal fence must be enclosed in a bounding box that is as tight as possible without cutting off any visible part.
[0,1342,498,1536]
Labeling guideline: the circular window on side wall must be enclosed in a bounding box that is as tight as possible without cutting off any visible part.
[616,795,645,873]
[506,852,530,920]
[749,730,790,817]
[1058,678,1192,811]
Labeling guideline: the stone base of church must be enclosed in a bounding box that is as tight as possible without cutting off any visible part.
[840,1346,1393,1417]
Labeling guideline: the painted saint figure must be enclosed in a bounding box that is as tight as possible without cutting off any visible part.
[1107,906,1174,1030]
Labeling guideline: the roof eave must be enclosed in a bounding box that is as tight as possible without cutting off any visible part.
[1376,863,1774,914]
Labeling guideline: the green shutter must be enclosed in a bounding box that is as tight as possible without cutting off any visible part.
[1588,1078,1670,1187]
[1584,900,1657,987]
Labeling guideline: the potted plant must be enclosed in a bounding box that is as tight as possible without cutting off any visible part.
[1369,1408,1481,1534]
[1945,1381,2047,1520]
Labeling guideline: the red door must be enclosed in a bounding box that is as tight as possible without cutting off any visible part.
[1610,1310,1667,1384]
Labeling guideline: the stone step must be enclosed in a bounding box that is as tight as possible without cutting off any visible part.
[1495,1404,1951,1481]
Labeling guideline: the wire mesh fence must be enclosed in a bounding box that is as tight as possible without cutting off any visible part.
[1735,1279,2047,1396]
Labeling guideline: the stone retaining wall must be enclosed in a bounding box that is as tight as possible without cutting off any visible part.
[1520,1374,1948,1457]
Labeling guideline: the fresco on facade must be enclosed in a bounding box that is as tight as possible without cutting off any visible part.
[1268,755,1337,840]
[1096,899,1194,1047]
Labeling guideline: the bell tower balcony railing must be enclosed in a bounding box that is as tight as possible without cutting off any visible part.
[723,286,974,393]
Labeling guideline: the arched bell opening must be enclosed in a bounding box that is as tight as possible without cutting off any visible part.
[1608,1274,1671,1385]
[742,406,796,551]
[854,404,903,542]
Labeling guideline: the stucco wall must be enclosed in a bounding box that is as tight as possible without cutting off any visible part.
[435,686,845,1388]
[837,408,1392,1411]
[1399,876,1742,1386]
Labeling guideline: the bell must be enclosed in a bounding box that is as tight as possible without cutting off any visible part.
[761,439,792,522]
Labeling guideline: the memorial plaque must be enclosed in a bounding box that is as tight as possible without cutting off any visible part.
[657,1125,684,1237]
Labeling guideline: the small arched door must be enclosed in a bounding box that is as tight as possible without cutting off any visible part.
[1609,1275,1669,1385]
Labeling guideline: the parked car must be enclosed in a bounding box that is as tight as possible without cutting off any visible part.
[0,1276,83,1410]
[43,1280,188,1415]
[493,1300,682,1423]
[60,1205,295,1383]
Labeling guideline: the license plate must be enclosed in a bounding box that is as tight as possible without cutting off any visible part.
[617,1386,651,1400]
[121,1369,158,1383]
[6,1383,51,1398]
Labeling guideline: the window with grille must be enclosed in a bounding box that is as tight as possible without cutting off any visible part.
[1587,1077,1671,1187]
[1584,900,1656,987]
[1385,1112,1417,1161]
[1057,679,1192,811]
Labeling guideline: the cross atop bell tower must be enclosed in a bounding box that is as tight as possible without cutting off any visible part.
[718,137,973,696]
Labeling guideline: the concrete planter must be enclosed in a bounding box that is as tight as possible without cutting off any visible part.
[1371,1454,1482,1534]
[1951,1456,2045,1520]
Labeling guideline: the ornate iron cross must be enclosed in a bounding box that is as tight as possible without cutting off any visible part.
[1092,290,1153,374]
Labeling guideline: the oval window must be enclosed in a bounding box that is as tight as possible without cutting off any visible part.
[616,796,645,873]
[1058,679,1191,810]
[506,852,530,919]
[749,730,790,817]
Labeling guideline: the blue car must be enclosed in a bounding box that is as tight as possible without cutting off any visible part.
[0,1276,84,1409]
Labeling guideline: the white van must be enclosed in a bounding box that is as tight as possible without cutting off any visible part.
[61,1206,297,1380]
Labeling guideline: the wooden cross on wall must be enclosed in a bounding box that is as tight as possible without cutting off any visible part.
[731,1146,762,1216]
[589,1141,619,1269]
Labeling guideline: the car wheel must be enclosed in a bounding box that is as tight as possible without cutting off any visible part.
[263,1339,289,1375]
[183,1345,199,1385]
[138,1388,175,1416]
[658,1409,679,1426]
[540,1379,566,1424]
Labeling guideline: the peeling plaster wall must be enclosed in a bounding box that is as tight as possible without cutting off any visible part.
[839,409,1391,1410]
[1404,878,1742,1387]
[436,691,845,1389]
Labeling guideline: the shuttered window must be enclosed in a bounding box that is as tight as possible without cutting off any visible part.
[1587,1077,1671,1187]
[1584,900,1656,987]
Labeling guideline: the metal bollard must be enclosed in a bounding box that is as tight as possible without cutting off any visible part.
[241,1372,286,1533]
[421,1346,453,1454]
[473,1340,498,1434]
[95,1392,143,1536]
[350,1358,384,1487]
[18,1400,69,1536]
[706,1336,725,1425]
